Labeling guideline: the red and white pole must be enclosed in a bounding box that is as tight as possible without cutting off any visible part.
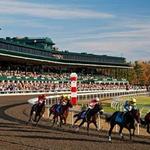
[70,73,78,105]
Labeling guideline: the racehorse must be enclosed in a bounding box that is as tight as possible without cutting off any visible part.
[27,100,45,126]
[141,112,150,134]
[73,103,103,135]
[49,99,73,127]
[106,109,140,142]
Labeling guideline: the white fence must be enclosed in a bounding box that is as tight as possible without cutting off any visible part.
[45,89,148,107]
[27,89,148,105]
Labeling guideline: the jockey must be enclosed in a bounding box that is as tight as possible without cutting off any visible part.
[55,94,70,113]
[123,100,130,112]
[123,98,137,112]
[88,97,99,109]
[34,94,46,112]
[129,98,137,110]
[37,94,46,105]
[85,97,100,117]
[62,94,70,105]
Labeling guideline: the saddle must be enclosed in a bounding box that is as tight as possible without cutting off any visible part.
[55,104,62,113]
[80,111,86,119]
[115,112,124,124]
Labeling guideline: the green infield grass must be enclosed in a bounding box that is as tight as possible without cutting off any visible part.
[103,95,150,117]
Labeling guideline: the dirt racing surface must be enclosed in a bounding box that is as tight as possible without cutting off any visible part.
[0,95,150,150]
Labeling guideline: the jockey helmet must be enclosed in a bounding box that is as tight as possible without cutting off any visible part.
[91,99,97,103]
[62,94,70,100]
[95,97,100,102]
[130,98,136,103]
[42,94,46,97]
[40,94,46,100]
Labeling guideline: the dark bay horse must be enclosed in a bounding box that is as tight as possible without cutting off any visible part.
[73,103,103,135]
[27,101,45,126]
[141,112,150,133]
[106,109,140,142]
[49,100,73,127]
[145,112,150,133]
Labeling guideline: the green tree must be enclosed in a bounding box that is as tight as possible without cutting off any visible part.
[134,61,143,85]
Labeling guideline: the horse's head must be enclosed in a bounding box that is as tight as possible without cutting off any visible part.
[41,100,46,106]
[145,112,150,123]
[66,99,73,108]
[130,109,140,123]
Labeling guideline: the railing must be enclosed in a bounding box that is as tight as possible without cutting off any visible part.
[0,88,147,96]
[27,89,148,107]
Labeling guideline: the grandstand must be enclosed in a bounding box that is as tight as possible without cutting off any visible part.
[0,37,132,93]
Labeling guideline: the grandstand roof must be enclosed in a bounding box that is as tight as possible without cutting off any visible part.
[0,37,131,69]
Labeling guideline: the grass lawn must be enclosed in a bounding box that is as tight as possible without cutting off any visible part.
[103,96,150,116]
[77,95,150,116]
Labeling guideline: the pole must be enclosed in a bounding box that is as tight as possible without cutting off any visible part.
[137,123,140,135]
[70,73,78,105]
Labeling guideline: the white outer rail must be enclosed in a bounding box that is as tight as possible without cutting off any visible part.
[28,89,148,106]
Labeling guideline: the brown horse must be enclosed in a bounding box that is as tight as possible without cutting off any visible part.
[106,109,140,142]
[141,112,150,133]
[49,100,73,127]
[27,101,45,126]
[73,103,103,135]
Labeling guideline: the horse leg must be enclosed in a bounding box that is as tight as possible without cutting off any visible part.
[27,109,34,125]
[93,121,99,131]
[108,123,115,142]
[128,128,132,140]
[63,117,66,125]
[147,123,150,133]
[52,115,56,127]
[35,115,41,126]
[59,116,63,127]
[132,126,135,136]
[87,121,90,135]
[72,118,80,127]
[119,126,124,139]
[75,119,85,131]
[49,111,52,119]
[34,112,38,122]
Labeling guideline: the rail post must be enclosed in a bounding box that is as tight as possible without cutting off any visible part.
[98,114,101,130]
[70,73,78,105]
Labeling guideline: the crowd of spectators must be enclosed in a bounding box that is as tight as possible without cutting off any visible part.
[0,70,148,94]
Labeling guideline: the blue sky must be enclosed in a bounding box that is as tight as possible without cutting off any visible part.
[0,0,150,61]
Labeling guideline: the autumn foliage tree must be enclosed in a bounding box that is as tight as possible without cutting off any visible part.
[128,61,150,85]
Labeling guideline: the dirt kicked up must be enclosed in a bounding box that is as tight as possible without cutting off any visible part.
[0,95,150,150]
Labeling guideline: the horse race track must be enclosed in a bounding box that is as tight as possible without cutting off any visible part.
[0,96,150,150]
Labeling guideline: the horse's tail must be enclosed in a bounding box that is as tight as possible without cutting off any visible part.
[140,118,146,125]
[105,112,118,122]
[106,115,112,122]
